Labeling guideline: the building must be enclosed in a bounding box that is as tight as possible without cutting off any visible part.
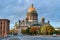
[0,19,10,37]
[14,4,50,33]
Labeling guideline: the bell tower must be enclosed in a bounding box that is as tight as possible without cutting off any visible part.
[41,17,45,25]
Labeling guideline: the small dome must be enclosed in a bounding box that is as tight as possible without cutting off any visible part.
[41,17,45,20]
[28,4,36,12]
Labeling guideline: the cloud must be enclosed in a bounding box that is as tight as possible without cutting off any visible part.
[0,0,60,29]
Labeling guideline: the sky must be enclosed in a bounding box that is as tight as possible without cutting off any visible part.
[0,0,60,29]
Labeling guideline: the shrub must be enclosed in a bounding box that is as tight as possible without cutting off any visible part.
[41,24,55,35]
[30,27,38,35]
[26,27,31,35]
[21,29,26,34]
[55,30,60,34]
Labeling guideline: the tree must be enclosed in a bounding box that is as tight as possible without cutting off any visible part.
[55,30,60,34]
[26,27,31,35]
[21,29,26,34]
[41,24,55,35]
[9,29,15,35]
[38,27,42,34]
[30,27,39,35]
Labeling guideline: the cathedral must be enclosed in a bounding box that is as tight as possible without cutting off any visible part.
[14,4,50,33]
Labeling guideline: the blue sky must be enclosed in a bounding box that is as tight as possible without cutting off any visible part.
[0,0,60,29]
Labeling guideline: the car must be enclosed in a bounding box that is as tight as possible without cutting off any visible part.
[53,34,56,37]
[13,33,18,36]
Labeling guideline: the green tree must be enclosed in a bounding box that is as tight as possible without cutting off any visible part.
[39,27,42,35]
[41,24,55,35]
[21,29,26,34]
[55,30,60,34]
[26,27,31,35]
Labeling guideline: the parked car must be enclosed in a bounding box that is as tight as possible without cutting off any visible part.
[13,33,18,36]
[53,34,56,37]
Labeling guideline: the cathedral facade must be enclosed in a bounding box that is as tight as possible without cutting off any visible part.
[14,4,50,33]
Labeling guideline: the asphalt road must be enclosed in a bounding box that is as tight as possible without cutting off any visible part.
[2,35,60,40]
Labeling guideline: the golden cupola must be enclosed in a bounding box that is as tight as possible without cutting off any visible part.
[28,4,36,13]
[26,4,38,22]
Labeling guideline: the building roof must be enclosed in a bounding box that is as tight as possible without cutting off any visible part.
[28,4,36,13]
[27,4,38,16]
[31,24,42,26]
[0,19,10,22]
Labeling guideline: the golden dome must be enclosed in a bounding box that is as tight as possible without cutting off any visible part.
[28,4,36,12]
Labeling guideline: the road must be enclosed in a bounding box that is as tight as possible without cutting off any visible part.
[1,35,60,40]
